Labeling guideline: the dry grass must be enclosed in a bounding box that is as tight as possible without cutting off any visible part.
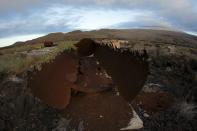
[0,41,77,77]
[0,43,43,55]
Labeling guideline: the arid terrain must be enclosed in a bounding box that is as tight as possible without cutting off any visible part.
[0,29,197,131]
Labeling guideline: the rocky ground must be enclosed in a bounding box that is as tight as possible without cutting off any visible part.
[0,64,196,131]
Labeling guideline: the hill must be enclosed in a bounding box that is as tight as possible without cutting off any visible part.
[8,29,197,48]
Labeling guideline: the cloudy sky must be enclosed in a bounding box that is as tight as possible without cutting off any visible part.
[0,0,197,47]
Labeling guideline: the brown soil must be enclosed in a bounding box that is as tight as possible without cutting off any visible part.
[64,89,133,131]
[74,56,113,93]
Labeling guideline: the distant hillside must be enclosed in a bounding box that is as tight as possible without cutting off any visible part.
[7,29,197,49]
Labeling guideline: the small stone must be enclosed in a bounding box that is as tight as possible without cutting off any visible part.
[99,115,103,118]
[78,121,84,131]
[53,118,70,131]
[120,108,143,130]
[116,92,120,96]
[143,113,150,118]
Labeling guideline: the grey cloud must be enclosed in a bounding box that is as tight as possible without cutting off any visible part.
[112,13,175,30]
[0,0,42,12]
[0,7,77,38]
[0,0,196,37]
[0,0,195,11]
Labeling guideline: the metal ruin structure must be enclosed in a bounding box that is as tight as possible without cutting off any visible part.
[28,38,149,109]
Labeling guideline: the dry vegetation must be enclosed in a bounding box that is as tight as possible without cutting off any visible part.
[0,41,76,78]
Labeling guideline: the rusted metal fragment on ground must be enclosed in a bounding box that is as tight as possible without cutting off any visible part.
[28,51,113,109]
[28,53,78,109]
[28,38,149,109]
[76,38,149,101]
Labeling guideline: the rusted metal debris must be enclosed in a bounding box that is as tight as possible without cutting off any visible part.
[76,38,149,101]
[28,38,149,109]
[28,51,113,109]
[44,41,55,47]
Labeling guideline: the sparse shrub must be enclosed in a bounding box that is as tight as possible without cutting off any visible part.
[0,68,7,80]
[178,101,197,120]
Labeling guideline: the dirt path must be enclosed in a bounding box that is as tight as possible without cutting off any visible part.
[63,89,134,131]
